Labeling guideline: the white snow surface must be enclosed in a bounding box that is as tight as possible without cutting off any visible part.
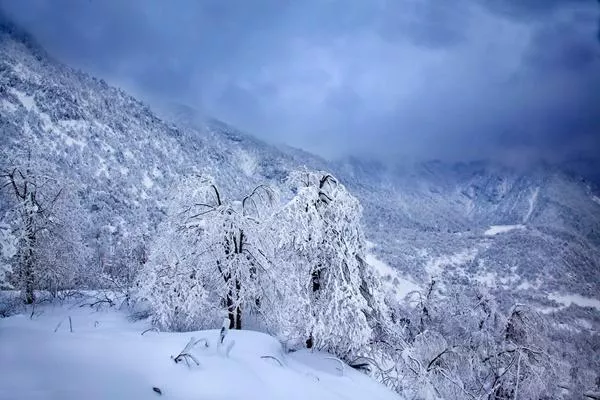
[592,195,600,206]
[516,280,540,291]
[425,247,478,277]
[11,88,36,111]
[142,173,155,189]
[366,241,421,299]
[0,297,399,400]
[484,224,525,236]
[474,270,521,289]
[1,99,18,113]
[548,293,600,311]
[524,187,539,222]
[366,253,420,299]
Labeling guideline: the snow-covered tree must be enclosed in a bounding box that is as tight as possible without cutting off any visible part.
[380,282,560,399]
[0,220,17,289]
[94,227,149,305]
[138,240,218,331]
[0,152,89,302]
[272,169,381,357]
[138,175,277,331]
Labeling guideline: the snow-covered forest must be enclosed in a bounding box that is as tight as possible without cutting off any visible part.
[0,152,594,399]
[1,8,599,400]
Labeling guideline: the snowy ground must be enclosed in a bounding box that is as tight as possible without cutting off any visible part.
[424,247,478,279]
[483,224,525,236]
[366,242,421,299]
[0,296,399,400]
[548,292,600,311]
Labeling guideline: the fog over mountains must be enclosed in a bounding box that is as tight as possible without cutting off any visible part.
[2,13,600,306]
[1,13,600,398]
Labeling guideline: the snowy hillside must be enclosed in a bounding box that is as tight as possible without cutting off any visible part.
[2,12,600,398]
[0,295,398,400]
[2,10,599,314]
[335,158,600,302]
[158,102,600,305]
[155,103,600,306]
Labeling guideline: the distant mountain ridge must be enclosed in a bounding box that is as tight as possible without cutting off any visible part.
[152,99,600,304]
[1,15,599,315]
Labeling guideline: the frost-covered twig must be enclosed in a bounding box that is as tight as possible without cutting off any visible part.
[141,327,160,336]
[219,318,229,344]
[29,302,43,319]
[348,355,389,374]
[514,351,522,400]
[79,292,115,309]
[436,368,478,400]
[57,290,82,302]
[426,347,454,372]
[213,318,236,357]
[172,337,209,367]
[261,355,284,367]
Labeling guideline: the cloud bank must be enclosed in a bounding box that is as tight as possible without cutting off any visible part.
[1,0,599,165]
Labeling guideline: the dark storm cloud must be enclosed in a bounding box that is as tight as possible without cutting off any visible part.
[1,0,599,164]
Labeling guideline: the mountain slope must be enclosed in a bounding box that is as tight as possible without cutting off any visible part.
[158,99,600,304]
[336,158,600,299]
[1,15,599,316]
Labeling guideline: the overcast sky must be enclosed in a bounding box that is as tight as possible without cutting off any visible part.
[1,0,599,165]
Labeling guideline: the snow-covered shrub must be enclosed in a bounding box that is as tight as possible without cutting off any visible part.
[380,282,560,400]
[138,243,219,331]
[96,229,148,306]
[0,291,23,318]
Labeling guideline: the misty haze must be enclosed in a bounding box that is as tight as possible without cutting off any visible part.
[0,1,599,400]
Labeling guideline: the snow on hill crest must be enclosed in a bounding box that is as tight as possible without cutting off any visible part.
[0,296,399,400]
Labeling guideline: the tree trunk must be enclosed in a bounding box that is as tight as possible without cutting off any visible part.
[312,269,321,292]
[226,290,235,329]
[234,279,242,329]
[24,261,35,304]
[23,232,36,304]
[306,334,314,349]
[225,283,242,330]
[307,267,321,347]
[235,305,242,330]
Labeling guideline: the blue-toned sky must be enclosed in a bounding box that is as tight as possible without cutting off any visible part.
[1,0,599,165]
